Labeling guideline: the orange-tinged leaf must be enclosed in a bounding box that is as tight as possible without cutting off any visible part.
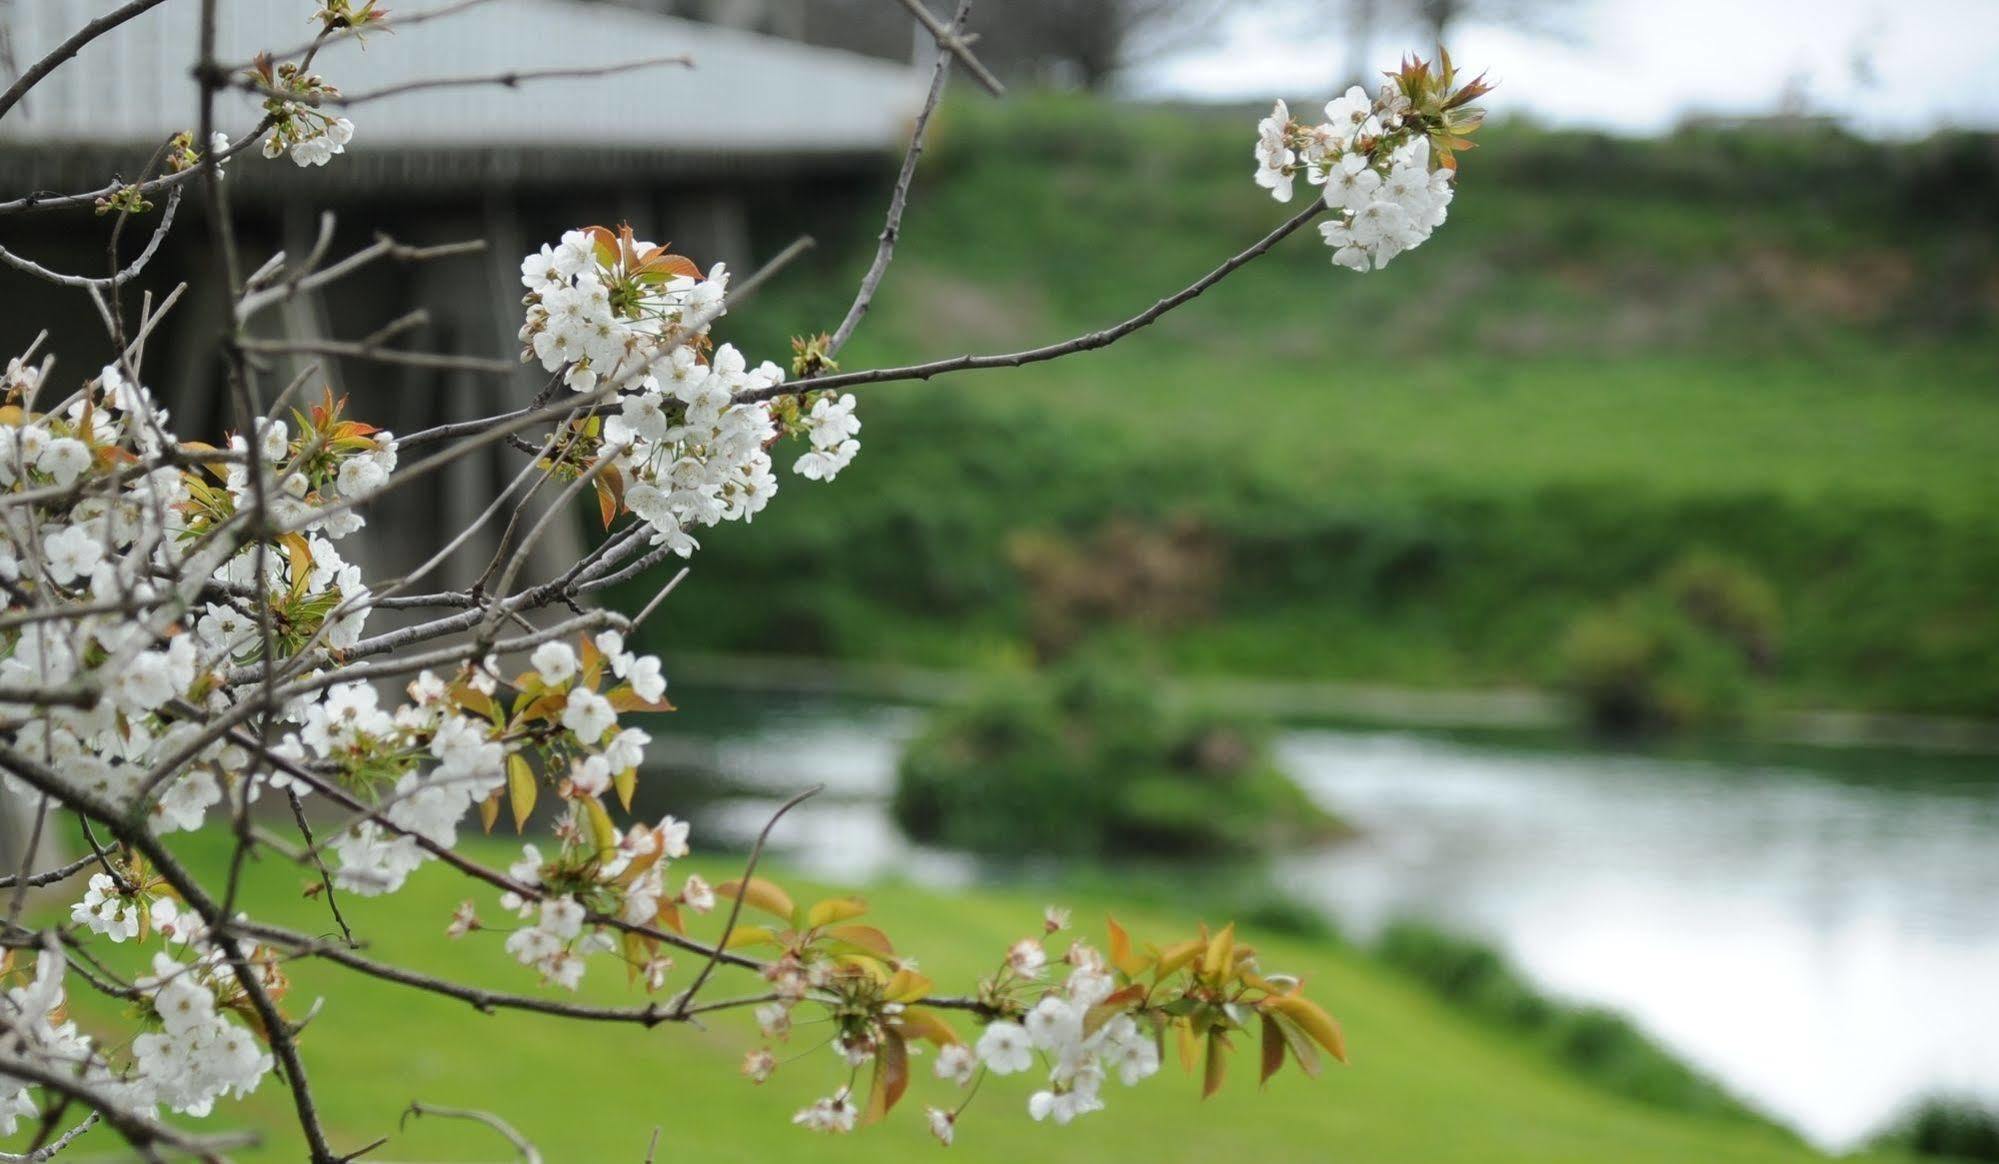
[506,754,536,832]
[280,532,314,602]
[1260,1013,1286,1087]
[1202,1031,1228,1099]
[1202,923,1235,983]
[1267,1010,1323,1078]
[894,1007,961,1046]
[595,475,618,530]
[1153,938,1203,983]
[1082,984,1146,1040]
[861,1032,909,1125]
[1107,914,1148,978]
[716,876,795,922]
[824,923,895,958]
[607,685,674,714]
[721,924,775,950]
[833,952,893,983]
[884,968,932,1004]
[478,790,500,834]
[1264,995,1347,1065]
[806,897,868,928]
[1177,1019,1200,1074]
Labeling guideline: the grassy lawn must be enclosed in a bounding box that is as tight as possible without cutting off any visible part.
[37,830,1903,1162]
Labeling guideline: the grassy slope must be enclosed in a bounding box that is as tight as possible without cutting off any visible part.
[652,100,1999,716]
[44,832,1898,1163]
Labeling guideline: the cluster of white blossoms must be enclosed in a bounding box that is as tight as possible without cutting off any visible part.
[519,226,861,557]
[0,926,281,1129]
[968,937,1160,1129]
[0,371,388,834]
[1253,55,1492,272]
[131,950,279,1117]
[251,57,358,168]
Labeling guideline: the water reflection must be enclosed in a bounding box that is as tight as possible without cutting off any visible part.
[652,689,1999,1149]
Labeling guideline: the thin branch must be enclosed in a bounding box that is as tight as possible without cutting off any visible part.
[240,336,516,374]
[739,200,1327,404]
[0,188,182,290]
[825,0,968,359]
[233,54,694,109]
[0,853,93,891]
[221,0,500,70]
[672,785,820,1018]
[402,1102,541,1164]
[0,0,175,122]
[726,235,816,305]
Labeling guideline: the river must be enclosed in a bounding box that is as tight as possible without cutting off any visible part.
[648,688,1999,1150]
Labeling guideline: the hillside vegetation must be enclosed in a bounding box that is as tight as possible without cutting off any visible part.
[644,98,1999,719]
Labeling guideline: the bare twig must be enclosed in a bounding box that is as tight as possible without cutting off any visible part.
[0,0,175,122]
[672,784,821,1018]
[402,1102,541,1164]
[232,54,694,109]
[890,0,1004,97]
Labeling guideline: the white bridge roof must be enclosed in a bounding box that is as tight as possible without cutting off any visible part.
[1,0,926,154]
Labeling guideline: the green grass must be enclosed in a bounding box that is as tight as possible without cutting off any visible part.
[635,98,1999,719]
[32,830,1907,1163]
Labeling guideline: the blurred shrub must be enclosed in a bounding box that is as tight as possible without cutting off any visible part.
[1376,920,1772,1127]
[1876,1096,1999,1161]
[892,653,1342,857]
[1009,515,1222,661]
[1559,552,1777,735]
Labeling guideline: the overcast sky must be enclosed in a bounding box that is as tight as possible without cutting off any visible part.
[1131,0,1999,137]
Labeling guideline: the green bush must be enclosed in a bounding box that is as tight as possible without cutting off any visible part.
[1877,1096,1999,1161]
[1375,921,1774,1128]
[891,655,1341,857]
[1559,553,1777,735]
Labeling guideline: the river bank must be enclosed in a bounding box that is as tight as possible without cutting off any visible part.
[662,650,1999,756]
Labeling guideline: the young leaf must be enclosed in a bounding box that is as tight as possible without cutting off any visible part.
[1202,1030,1229,1099]
[716,876,796,922]
[1267,1010,1323,1079]
[806,897,868,928]
[613,766,637,812]
[1202,922,1236,983]
[1107,914,1149,978]
[722,924,776,950]
[1263,995,1347,1065]
[861,1031,909,1125]
[1260,1013,1286,1087]
[583,796,620,862]
[823,923,895,958]
[894,1007,961,1047]
[506,754,536,832]
[884,967,933,1004]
